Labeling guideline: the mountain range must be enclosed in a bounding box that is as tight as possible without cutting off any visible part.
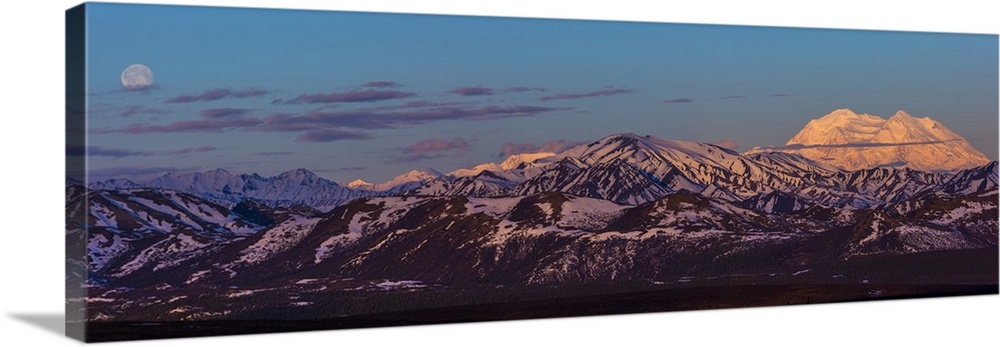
[71,109,998,323]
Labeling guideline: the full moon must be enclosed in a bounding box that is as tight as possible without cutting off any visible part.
[121,64,154,90]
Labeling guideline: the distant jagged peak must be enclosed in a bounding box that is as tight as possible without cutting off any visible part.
[380,168,442,186]
[500,152,556,170]
[450,152,556,177]
[347,179,374,189]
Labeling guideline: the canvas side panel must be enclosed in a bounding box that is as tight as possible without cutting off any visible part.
[65,3,88,342]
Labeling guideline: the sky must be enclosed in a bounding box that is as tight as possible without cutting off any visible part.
[78,2,999,183]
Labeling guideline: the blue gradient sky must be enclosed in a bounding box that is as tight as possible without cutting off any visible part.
[83,3,999,182]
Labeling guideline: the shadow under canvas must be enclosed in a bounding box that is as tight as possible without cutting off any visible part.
[9,313,65,337]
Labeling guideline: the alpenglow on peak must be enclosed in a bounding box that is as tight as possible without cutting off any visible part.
[750,108,990,172]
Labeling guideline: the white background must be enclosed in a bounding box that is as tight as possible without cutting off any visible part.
[1,1,997,346]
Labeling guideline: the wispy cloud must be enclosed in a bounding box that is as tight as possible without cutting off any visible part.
[66,145,151,158]
[770,93,789,97]
[295,129,373,142]
[500,139,580,156]
[254,151,294,156]
[538,88,632,102]
[96,95,561,139]
[163,146,217,155]
[166,88,268,103]
[200,108,253,119]
[98,117,263,134]
[66,145,216,158]
[719,95,747,100]
[363,81,400,88]
[259,105,561,131]
[663,97,694,103]
[507,86,546,93]
[449,86,495,96]
[282,89,415,104]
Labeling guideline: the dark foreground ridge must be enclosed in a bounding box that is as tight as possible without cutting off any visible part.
[80,248,998,342]
[83,283,997,342]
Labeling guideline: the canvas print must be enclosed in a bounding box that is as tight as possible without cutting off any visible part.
[66,3,999,342]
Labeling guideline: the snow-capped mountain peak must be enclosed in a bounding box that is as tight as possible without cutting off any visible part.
[276,168,327,185]
[788,108,885,146]
[450,152,555,177]
[499,152,556,170]
[768,108,990,172]
[91,168,364,211]
[347,179,374,189]
[391,168,442,183]
[373,168,443,191]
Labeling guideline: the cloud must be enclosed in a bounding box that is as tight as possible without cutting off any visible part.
[372,101,470,110]
[506,87,546,93]
[120,105,169,117]
[66,145,216,158]
[200,108,252,119]
[166,88,268,103]
[448,86,544,96]
[163,146,217,155]
[449,87,495,96]
[719,95,747,99]
[404,137,468,155]
[66,145,152,158]
[259,105,561,131]
[538,88,632,102]
[771,93,789,97]
[712,139,740,150]
[254,151,294,156]
[283,89,415,104]
[230,89,268,98]
[500,139,580,156]
[663,98,694,103]
[97,98,561,139]
[98,117,264,134]
[295,129,373,142]
[363,81,400,88]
